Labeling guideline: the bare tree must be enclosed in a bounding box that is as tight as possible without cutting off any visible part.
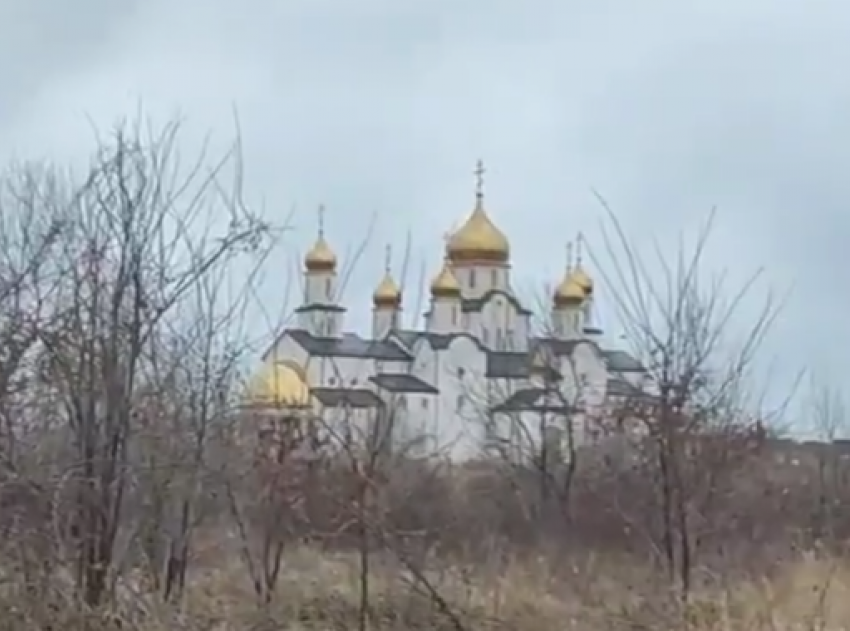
[807,380,849,542]
[19,117,276,607]
[594,201,778,601]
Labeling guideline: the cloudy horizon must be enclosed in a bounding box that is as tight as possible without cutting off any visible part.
[1,0,847,433]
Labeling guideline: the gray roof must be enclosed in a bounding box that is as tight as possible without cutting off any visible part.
[277,328,645,383]
[492,387,572,413]
[486,352,558,380]
[312,388,384,408]
[393,330,484,352]
[286,329,412,361]
[293,303,346,313]
[370,373,438,394]
[532,337,583,356]
[603,349,646,372]
[461,290,533,315]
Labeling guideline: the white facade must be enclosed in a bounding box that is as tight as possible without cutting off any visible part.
[261,267,648,464]
[257,177,650,463]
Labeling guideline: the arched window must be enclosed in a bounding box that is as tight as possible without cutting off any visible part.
[469,269,476,289]
[491,268,498,287]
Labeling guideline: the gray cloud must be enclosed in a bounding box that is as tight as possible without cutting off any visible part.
[1,0,848,420]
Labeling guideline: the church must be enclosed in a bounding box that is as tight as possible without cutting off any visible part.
[244,162,649,461]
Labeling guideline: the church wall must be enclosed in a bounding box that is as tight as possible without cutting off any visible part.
[435,336,488,460]
[561,342,608,412]
[479,295,523,352]
[298,309,340,337]
[306,355,371,389]
[385,392,436,457]
[453,265,511,300]
[321,405,384,451]
[373,358,410,375]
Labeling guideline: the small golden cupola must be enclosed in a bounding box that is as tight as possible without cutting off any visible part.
[553,241,587,307]
[554,275,586,308]
[245,360,311,409]
[304,205,337,272]
[430,256,461,299]
[446,160,510,265]
[373,245,402,308]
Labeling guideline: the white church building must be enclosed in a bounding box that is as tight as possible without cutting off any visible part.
[244,162,650,462]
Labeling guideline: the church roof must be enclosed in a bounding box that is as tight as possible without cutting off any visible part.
[282,329,411,361]
[370,373,438,394]
[268,329,645,382]
[492,387,573,413]
[294,303,346,314]
[602,349,646,372]
[461,290,532,315]
[312,388,383,408]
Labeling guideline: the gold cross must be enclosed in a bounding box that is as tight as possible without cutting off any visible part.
[318,204,326,237]
[575,232,584,266]
[473,159,486,198]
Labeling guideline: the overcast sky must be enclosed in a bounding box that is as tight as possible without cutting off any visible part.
[1,0,847,429]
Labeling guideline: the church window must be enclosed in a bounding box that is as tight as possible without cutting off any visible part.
[421,398,428,410]
[452,306,458,326]
[469,269,476,288]
[491,269,498,287]
[328,376,336,385]
[326,277,332,297]
[506,329,514,349]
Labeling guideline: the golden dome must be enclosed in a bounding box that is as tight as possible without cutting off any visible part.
[246,360,311,408]
[304,236,337,272]
[553,274,586,307]
[570,266,593,294]
[430,259,461,298]
[373,273,401,308]
[447,200,510,265]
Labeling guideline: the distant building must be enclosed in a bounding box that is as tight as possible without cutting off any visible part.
[243,162,648,462]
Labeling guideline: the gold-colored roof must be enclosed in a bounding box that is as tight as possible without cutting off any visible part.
[430,258,461,298]
[553,273,586,307]
[304,236,337,272]
[245,360,311,408]
[446,200,510,264]
[570,266,593,294]
[373,272,401,307]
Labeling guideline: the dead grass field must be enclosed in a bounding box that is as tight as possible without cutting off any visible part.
[2,545,848,631]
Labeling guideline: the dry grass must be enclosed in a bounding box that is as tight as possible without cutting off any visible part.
[1,546,849,631]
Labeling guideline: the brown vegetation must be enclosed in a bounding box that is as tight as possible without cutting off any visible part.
[0,118,844,631]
